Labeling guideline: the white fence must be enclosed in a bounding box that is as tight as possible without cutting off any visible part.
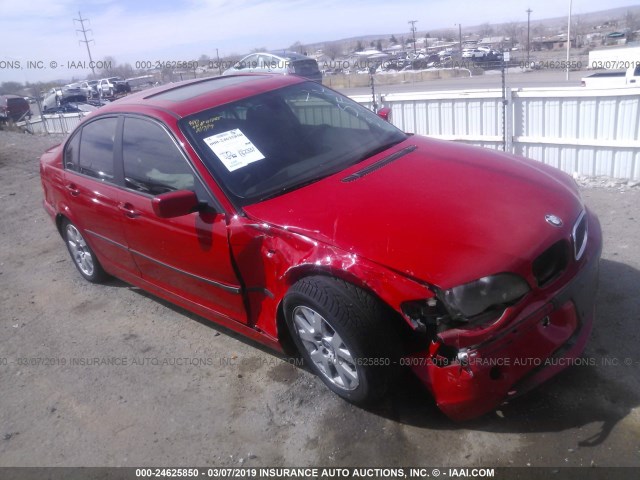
[352,86,640,181]
[18,113,88,134]
[14,87,640,181]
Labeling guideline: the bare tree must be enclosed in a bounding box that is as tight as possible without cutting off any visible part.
[501,21,520,46]
[160,66,174,83]
[572,15,588,48]
[119,63,134,78]
[289,41,306,54]
[324,42,342,60]
[99,56,118,77]
[479,23,494,38]
[532,23,546,38]
[624,10,640,31]
[96,57,137,79]
[0,81,23,95]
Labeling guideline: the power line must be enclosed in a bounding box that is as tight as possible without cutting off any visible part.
[74,11,96,76]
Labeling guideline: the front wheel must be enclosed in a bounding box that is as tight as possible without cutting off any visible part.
[62,219,108,283]
[284,276,400,404]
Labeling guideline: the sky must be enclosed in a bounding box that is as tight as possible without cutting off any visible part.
[1,0,639,84]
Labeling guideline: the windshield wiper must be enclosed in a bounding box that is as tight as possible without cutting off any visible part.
[342,144,417,183]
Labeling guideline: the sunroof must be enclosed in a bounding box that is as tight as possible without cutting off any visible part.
[147,75,266,102]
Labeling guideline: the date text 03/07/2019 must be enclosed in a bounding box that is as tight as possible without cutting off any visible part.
[134,467,497,478]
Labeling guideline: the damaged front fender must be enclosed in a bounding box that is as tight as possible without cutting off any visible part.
[227,216,432,341]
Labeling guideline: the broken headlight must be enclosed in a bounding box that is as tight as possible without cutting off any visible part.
[401,274,531,337]
[442,273,530,320]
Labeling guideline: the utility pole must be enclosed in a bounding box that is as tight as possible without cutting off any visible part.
[566,0,572,81]
[408,20,418,56]
[74,11,96,77]
[526,8,532,65]
[455,24,463,54]
[501,53,507,152]
[216,48,222,76]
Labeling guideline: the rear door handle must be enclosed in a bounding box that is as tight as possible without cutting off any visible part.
[65,183,80,196]
[118,202,140,218]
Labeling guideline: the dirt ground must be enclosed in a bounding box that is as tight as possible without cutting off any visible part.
[0,130,639,468]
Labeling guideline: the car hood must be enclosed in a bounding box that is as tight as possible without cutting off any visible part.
[243,136,583,289]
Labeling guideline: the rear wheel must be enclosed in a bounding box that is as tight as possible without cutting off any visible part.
[62,219,108,283]
[284,276,400,404]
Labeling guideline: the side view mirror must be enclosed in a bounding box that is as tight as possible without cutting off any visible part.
[152,190,200,218]
[377,107,392,122]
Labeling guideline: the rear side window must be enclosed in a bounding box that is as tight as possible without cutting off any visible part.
[236,54,258,70]
[7,98,25,108]
[122,117,196,195]
[292,59,319,75]
[77,117,118,181]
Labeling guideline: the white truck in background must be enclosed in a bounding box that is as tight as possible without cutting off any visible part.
[581,66,640,88]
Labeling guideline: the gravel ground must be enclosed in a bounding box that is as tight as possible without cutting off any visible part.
[0,130,639,468]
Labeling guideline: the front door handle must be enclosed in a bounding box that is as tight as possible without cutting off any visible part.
[65,183,80,196]
[118,202,140,218]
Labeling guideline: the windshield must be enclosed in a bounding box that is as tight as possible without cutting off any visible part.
[180,81,406,206]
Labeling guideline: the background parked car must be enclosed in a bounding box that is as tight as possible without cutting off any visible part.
[98,77,131,97]
[0,94,32,122]
[79,80,100,98]
[65,82,95,99]
[42,87,88,113]
[223,51,322,82]
[462,48,486,59]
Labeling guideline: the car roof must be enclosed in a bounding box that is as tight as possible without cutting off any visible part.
[268,51,312,61]
[96,74,305,119]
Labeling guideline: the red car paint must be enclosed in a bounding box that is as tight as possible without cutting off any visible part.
[40,74,601,420]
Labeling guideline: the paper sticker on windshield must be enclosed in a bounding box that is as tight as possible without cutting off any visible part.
[203,129,265,172]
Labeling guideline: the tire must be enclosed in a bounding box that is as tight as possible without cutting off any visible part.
[283,276,400,404]
[62,219,108,283]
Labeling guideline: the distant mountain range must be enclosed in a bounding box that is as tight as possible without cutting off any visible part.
[300,4,640,51]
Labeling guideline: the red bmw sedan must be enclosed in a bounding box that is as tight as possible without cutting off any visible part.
[40,74,601,420]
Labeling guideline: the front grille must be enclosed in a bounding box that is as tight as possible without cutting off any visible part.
[572,211,588,261]
[533,240,569,287]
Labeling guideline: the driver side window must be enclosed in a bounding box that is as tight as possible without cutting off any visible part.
[236,54,258,70]
[122,117,196,195]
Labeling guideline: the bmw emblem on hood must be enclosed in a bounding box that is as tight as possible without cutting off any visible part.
[545,214,563,227]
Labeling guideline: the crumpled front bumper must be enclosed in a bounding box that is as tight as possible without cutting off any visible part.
[408,210,602,421]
